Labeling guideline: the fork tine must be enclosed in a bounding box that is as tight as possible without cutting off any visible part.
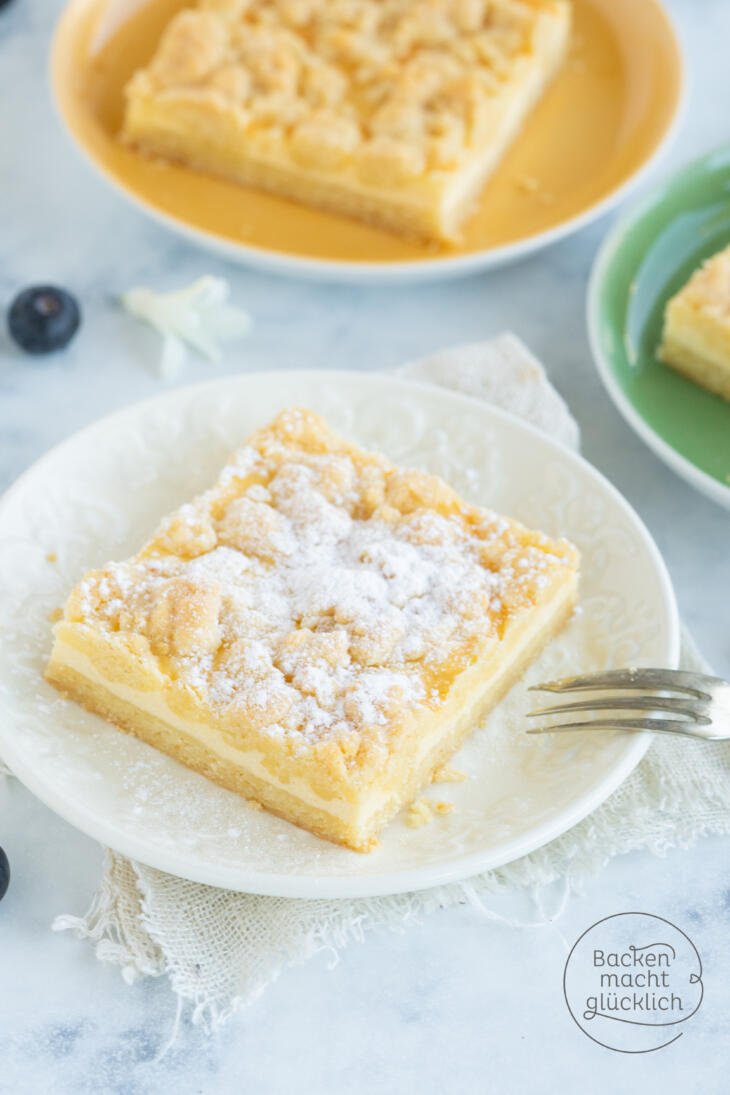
[526,717,705,736]
[529,668,716,700]
[527,695,711,721]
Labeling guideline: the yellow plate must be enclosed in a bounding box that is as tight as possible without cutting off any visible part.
[51,0,684,282]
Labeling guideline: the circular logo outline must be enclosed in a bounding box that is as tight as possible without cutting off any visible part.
[563,912,704,1054]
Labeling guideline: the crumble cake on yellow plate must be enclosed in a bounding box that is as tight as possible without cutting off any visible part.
[46,409,579,851]
[659,243,730,402]
[121,0,571,244]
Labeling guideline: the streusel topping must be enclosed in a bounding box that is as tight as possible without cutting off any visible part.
[65,409,577,760]
[127,0,568,183]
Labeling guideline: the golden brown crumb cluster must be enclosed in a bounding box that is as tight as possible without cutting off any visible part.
[128,0,566,184]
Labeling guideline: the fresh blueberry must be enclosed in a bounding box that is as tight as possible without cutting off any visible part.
[0,847,9,901]
[8,286,81,355]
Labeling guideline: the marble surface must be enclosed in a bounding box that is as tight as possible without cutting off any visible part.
[0,0,729,1091]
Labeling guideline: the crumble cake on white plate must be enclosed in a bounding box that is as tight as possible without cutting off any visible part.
[659,243,730,402]
[46,408,579,851]
[122,0,572,244]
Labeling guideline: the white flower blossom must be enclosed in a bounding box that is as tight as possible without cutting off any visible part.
[121,276,253,380]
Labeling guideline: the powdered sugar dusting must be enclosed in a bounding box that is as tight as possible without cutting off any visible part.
[66,409,577,758]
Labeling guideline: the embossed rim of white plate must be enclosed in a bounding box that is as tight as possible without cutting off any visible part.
[0,372,680,897]
[49,0,686,285]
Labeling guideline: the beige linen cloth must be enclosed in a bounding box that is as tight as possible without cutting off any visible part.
[3,334,728,1030]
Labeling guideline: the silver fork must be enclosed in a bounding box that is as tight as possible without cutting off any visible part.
[527,668,730,741]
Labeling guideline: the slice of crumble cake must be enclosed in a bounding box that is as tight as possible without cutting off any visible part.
[46,408,579,850]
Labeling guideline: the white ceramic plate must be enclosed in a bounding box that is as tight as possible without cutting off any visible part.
[0,372,679,897]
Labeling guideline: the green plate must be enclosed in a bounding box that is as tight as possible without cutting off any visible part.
[588,145,730,509]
